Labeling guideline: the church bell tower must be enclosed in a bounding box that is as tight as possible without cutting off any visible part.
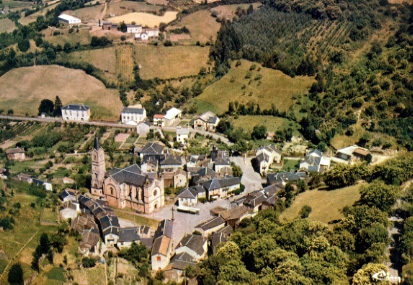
[91,135,106,196]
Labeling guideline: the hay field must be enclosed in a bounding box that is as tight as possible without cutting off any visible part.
[0,65,123,120]
[147,0,168,5]
[65,4,104,23]
[0,18,16,33]
[192,60,314,114]
[106,1,161,16]
[279,184,361,224]
[116,45,135,86]
[108,11,177,27]
[231,115,297,133]
[134,45,210,79]
[42,27,92,46]
[168,10,221,44]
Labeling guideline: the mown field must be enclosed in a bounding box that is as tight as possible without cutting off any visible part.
[108,11,177,26]
[0,18,16,33]
[231,115,297,133]
[279,184,362,224]
[106,1,161,16]
[41,27,92,46]
[134,45,210,79]
[191,59,314,114]
[0,65,123,120]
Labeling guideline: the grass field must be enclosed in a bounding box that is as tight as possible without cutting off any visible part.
[106,1,161,16]
[231,115,297,133]
[0,65,123,120]
[65,4,104,23]
[41,27,92,46]
[282,159,300,171]
[18,3,60,26]
[72,263,106,285]
[108,11,177,27]
[0,18,16,33]
[116,44,135,87]
[168,10,221,44]
[191,59,314,114]
[134,45,210,79]
[212,3,261,20]
[279,184,362,224]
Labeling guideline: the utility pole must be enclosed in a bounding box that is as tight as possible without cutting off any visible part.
[171,206,175,221]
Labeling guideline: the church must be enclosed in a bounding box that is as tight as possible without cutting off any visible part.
[91,136,165,214]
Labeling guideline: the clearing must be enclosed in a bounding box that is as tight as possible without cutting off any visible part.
[0,18,16,33]
[0,65,123,120]
[134,45,210,79]
[108,11,178,27]
[191,59,314,114]
[279,184,362,224]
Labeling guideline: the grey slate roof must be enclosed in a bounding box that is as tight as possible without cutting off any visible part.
[119,227,140,242]
[121,107,145,114]
[211,225,232,253]
[195,216,225,231]
[170,252,197,270]
[177,234,206,256]
[256,152,270,163]
[6,147,24,154]
[160,155,182,166]
[59,189,77,201]
[177,187,198,199]
[99,215,120,236]
[214,158,230,166]
[154,219,173,239]
[109,164,147,187]
[267,171,307,185]
[141,142,165,155]
[62,104,90,111]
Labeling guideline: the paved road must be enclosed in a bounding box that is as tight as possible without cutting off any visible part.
[230,156,266,194]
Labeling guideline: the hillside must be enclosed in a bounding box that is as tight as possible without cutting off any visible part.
[0,65,122,120]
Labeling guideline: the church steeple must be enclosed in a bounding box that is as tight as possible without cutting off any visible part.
[94,135,100,150]
[91,134,105,196]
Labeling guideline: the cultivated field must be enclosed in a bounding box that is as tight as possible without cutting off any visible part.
[0,18,16,33]
[134,45,210,79]
[0,65,123,120]
[108,11,178,27]
[192,60,314,114]
[147,0,168,5]
[231,115,297,133]
[116,44,135,87]
[106,1,161,17]
[279,184,362,224]
[212,3,262,20]
[64,4,104,23]
[167,9,221,44]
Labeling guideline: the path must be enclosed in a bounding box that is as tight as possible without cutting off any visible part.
[0,229,40,282]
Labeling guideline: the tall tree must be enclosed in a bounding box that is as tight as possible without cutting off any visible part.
[38,99,54,116]
[53,96,62,117]
[8,263,24,285]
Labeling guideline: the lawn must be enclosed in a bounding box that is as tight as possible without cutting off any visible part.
[46,266,66,282]
[0,65,123,121]
[231,115,297,133]
[108,11,178,27]
[279,184,362,224]
[191,59,314,114]
[134,45,210,79]
[282,159,300,171]
[167,9,221,44]
[0,18,16,33]
[114,209,159,228]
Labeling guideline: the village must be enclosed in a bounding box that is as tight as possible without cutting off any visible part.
[0,101,379,283]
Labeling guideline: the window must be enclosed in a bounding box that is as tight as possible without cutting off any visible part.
[153,190,157,197]
[157,256,161,261]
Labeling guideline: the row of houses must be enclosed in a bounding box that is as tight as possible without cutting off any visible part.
[101,22,160,41]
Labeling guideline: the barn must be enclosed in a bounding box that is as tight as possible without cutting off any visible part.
[58,14,81,25]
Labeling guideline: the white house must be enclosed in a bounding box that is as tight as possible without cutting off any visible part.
[61,104,90,122]
[135,28,159,41]
[58,14,81,25]
[175,234,207,261]
[121,104,146,125]
[127,24,142,33]
[117,227,140,249]
[153,114,165,127]
[136,121,151,137]
[193,111,220,132]
[255,145,282,175]
[164,107,182,127]
[299,149,331,173]
[176,187,198,208]
[176,127,189,144]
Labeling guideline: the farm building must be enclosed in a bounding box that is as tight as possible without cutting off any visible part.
[61,104,90,122]
[102,21,118,30]
[127,24,142,33]
[6,147,25,161]
[135,28,159,41]
[58,14,81,25]
[164,107,182,127]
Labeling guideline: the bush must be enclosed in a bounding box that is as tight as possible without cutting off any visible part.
[82,257,96,268]
[299,205,312,218]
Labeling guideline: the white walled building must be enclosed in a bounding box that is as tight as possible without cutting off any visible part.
[58,14,81,25]
[121,104,146,125]
[62,104,90,122]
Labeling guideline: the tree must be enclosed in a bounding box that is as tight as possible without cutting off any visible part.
[359,180,399,212]
[8,263,24,285]
[82,257,96,268]
[17,39,30,52]
[7,109,13,115]
[299,205,312,218]
[53,96,62,117]
[251,125,267,140]
[352,263,389,284]
[38,99,54,116]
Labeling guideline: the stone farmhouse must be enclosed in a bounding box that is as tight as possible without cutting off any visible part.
[299,149,331,173]
[6,147,25,161]
[61,104,90,122]
[152,219,174,270]
[121,104,146,125]
[254,145,282,175]
[193,111,220,132]
[91,137,165,214]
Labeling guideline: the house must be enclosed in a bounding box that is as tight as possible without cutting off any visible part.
[153,114,165,127]
[141,155,162,173]
[139,142,165,160]
[299,149,331,173]
[202,176,241,200]
[211,225,232,254]
[6,147,25,161]
[135,28,159,41]
[61,104,90,122]
[167,252,197,281]
[71,213,98,233]
[15,173,32,183]
[126,24,142,33]
[176,127,189,144]
[173,169,187,188]
[267,171,307,186]
[219,205,252,229]
[79,228,100,256]
[335,145,370,163]
[214,157,231,173]
[190,167,217,185]
[255,145,282,175]
[243,190,267,212]
[186,155,210,169]
[193,111,220,132]
[58,14,81,25]
[210,146,229,162]
[121,104,146,125]
[98,215,120,246]
[152,219,173,270]
[117,227,140,249]
[102,21,117,30]
[136,121,151,137]
[160,155,183,171]
[195,216,225,237]
[32,178,53,191]
[59,189,78,203]
[176,187,198,208]
[175,234,207,261]
[163,108,182,127]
